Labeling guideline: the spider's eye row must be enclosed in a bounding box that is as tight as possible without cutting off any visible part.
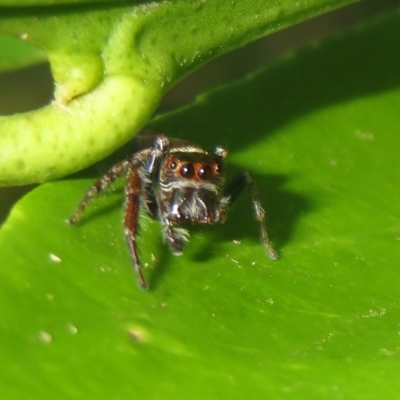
[198,165,212,180]
[180,163,195,179]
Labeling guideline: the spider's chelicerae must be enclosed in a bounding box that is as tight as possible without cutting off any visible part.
[68,131,277,289]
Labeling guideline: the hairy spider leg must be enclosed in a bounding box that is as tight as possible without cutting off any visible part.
[68,158,132,225]
[138,133,189,257]
[144,134,169,173]
[223,172,278,260]
[124,166,148,290]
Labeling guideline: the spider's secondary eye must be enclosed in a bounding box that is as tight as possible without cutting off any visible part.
[180,163,195,179]
[214,163,223,174]
[198,165,212,180]
[169,160,178,170]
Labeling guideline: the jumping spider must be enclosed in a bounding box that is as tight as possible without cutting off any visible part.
[68,131,277,289]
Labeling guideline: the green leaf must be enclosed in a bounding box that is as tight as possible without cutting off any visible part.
[0,0,357,185]
[0,35,45,72]
[1,0,142,6]
[1,10,400,398]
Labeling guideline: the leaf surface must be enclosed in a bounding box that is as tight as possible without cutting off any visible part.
[1,11,400,399]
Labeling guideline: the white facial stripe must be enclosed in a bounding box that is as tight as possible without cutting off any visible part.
[169,145,204,153]
[159,181,219,192]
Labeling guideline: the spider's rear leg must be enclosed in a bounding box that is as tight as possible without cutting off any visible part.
[223,172,278,260]
[124,167,148,290]
[68,159,131,225]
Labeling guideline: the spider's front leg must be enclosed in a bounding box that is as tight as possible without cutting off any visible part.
[124,166,148,290]
[68,159,131,225]
[144,133,169,173]
[223,172,278,260]
[161,218,190,256]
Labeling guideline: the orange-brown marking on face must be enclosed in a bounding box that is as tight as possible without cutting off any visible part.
[165,155,222,181]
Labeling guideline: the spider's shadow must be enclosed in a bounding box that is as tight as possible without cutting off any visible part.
[147,170,312,289]
[192,171,309,261]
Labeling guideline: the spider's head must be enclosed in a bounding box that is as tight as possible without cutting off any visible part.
[158,146,228,224]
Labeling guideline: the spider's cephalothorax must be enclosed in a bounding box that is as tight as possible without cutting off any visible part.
[68,131,277,290]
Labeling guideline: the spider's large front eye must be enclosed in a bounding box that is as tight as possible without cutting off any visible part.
[198,165,212,180]
[180,163,195,179]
